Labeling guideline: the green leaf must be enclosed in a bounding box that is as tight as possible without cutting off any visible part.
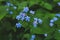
[43,3,52,10]
[54,30,60,40]
[0,6,8,20]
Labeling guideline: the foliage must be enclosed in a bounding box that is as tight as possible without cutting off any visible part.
[0,0,60,40]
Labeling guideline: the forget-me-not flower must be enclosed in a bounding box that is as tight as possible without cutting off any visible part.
[9,11,13,14]
[21,17,25,21]
[6,8,9,11]
[49,23,54,27]
[16,22,22,28]
[57,2,60,6]
[50,19,54,23]
[44,34,48,37]
[23,7,29,13]
[33,21,38,27]
[34,18,38,21]
[19,12,26,21]
[56,14,60,17]
[30,35,36,40]
[19,12,26,17]
[13,6,17,10]
[30,10,35,14]
[10,3,14,6]
[52,17,58,21]
[16,15,21,20]
[6,2,14,6]
[58,30,60,32]
[6,2,10,6]
[25,16,30,22]
[38,19,43,24]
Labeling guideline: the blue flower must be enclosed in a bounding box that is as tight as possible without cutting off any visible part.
[21,17,25,21]
[44,34,48,37]
[53,17,58,21]
[16,23,22,28]
[19,13,26,21]
[58,30,60,32]
[23,7,29,13]
[55,14,60,17]
[30,38,34,40]
[13,6,17,10]
[30,10,35,14]
[6,8,9,11]
[38,19,43,24]
[50,17,58,23]
[6,2,10,6]
[25,16,30,22]
[30,35,35,40]
[19,12,26,17]
[57,2,60,6]
[31,35,35,38]
[49,23,54,27]
[6,2,14,7]
[33,21,38,27]
[34,18,38,21]
[50,19,54,23]
[16,15,21,20]
[10,3,14,6]
[9,11,13,14]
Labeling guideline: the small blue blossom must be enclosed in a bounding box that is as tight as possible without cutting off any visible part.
[25,16,30,22]
[57,2,60,6]
[19,12,26,17]
[13,6,17,10]
[44,34,48,37]
[6,8,9,11]
[38,19,43,24]
[33,21,38,27]
[10,3,14,6]
[58,30,60,32]
[9,11,13,14]
[34,18,38,21]
[49,23,54,27]
[53,17,58,21]
[30,38,34,40]
[16,15,21,20]
[6,2,10,6]
[56,14,60,17]
[30,10,35,14]
[21,17,25,21]
[16,23,22,28]
[21,13,26,17]
[23,7,29,13]
[50,19,54,23]
[30,35,35,40]
[31,35,35,38]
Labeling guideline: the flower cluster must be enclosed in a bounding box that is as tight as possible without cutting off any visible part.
[49,13,60,27]
[15,6,37,28]
[16,7,30,28]
[6,2,60,28]
[6,2,17,14]
[33,18,43,27]
[49,17,58,27]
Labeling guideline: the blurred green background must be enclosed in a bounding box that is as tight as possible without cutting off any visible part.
[0,0,60,40]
